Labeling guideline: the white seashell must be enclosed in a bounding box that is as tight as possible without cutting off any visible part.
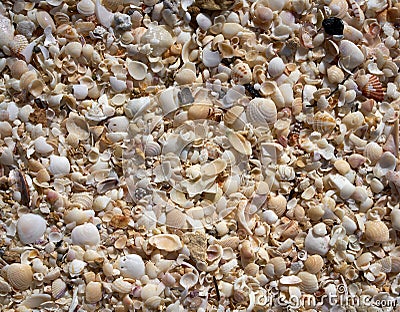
[73,84,88,100]
[232,62,252,85]
[373,151,397,177]
[364,220,389,243]
[0,14,14,47]
[64,208,94,225]
[34,137,54,154]
[109,77,127,92]
[364,142,383,165]
[66,112,90,141]
[49,155,70,176]
[196,13,212,31]
[329,174,355,199]
[124,97,151,118]
[246,98,277,127]
[127,60,148,81]
[85,281,102,303]
[17,213,47,244]
[21,294,52,308]
[159,87,179,115]
[36,11,56,32]
[95,0,114,28]
[339,40,365,70]
[28,79,45,97]
[64,42,82,58]
[77,0,95,16]
[93,195,111,211]
[116,254,145,279]
[112,278,133,293]
[268,57,285,77]
[327,65,344,84]
[140,25,174,56]
[202,46,222,68]
[180,272,198,289]
[222,23,243,39]
[69,259,86,277]
[149,234,183,252]
[108,116,129,133]
[227,131,252,156]
[71,223,100,246]
[175,68,196,85]
[304,230,330,256]
[298,272,319,294]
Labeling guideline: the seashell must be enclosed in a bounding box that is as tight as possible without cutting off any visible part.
[374,151,397,177]
[244,263,259,276]
[10,60,29,79]
[342,111,364,130]
[64,42,82,58]
[95,0,114,28]
[10,34,28,55]
[175,68,196,85]
[329,0,348,18]
[108,116,129,132]
[180,272,198,289]
[77,0,95,16]
[327,65,344,84]
[112,278,133,294]
[64,208,94,225]
[36,11,56,32]
[202,159,227,177]
[364,142,382,165]
[141,25,174,56]
[66,113,90,141]
[267,194,287,217]
[165,209,187,229]
[51,278,67,299]
[144,141,161,157]
[304,255,324,274]
[49,155,70,176]
[232,62,252,85]
[355,252,373,270]
[246,98,277,127]
[86,281,102,303]
[127,60,148,81]
[6,263,33,290]
[268,57,285,78]
[102,0,123,11]
[69,259,86,277]
[280,276,302,285]
[34,137,54,155]
[20,294,52,309]
[28,79,45,97]
[0,14,14,47]
[298,271,319,294]
[17,213,47,244]
[268,257,286,277]
[304,230,330,256]
[222,23,243,39]
[227,131,252,156]
[361,75,384,102]
[117,254,145,279]
[218,236,240,249]
[71,223,100,246]
[224,105,246,130]
[202,46,222,68]
[188,104,213,120]
[73,84,88,100]
[312,111,336,135]
[20,70,37,90]
[364,221,389,243]
[334,159,351,175]
[149,234,183,252]
[339,40,365,70]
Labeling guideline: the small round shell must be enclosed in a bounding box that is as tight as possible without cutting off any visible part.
[77,0,95,16]
[71,223,100,246]
[10,60,29,79]
[6,263,33,291]
[116,254,145,279]
[267,194,287,217]
[165,209,187,229]
[112,278,133,294]
[362,75,384,102]
[327,65,344,84]
[51,279,67,299]
[17,213,47,244]
[364,221,389,243]
[298,271,319,294]
[86,281,102,303]
[268,57,285,78]
[312,111,336,135]
[246,98,277,127]
[364,142,383,165]
[232,62,252,85]
[304,255,324,274]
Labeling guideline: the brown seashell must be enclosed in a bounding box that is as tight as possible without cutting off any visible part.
[218,236,240,249]
[298,271,319,294]
[362,75,384,102]
[86,281,102,303]
[51,278,67,299]
[110,215,130,229]
[102,0,123,11]
[188,104,213,120]
[327,65,344,84]
[268,257,286,277]
[304,255,324,274]
[281,220,300,240]
[6,263,33,291]
[364,220,389,243]
[267,194,287,217]
[231,61,252,85]
[10,34,28,55]
[244,263,259,276]
[312,111,336,135]
[10,60,28,79]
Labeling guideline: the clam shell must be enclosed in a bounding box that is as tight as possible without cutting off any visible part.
[10,60,28,79]
[268,57,285,77]
[180,272,198,289]
[102,0,123,11]
[127,60,148,81]
[77,0,95,16]
[267,194,287,217]
[0,14,14,47]
[232,62,252,85]
[10,34,28,55]
[362,75,384,102]
[312,111,336,135]
[341,111,364,130]
[149,234,183,252]
[51,278,67,299]
[144,141,161,157]
[28,79,45,97]
[6,263,33,290]
[140,25,174,56]
[244,263,259,276]
[268,257,286,277]
[165,209,187,229]
[71,223,100,246]
[246,98,277,127]
[327,65,344,84]
[329,0,348,18]
[304,255,324,274]
[86,281,102,303]
[298,271,319,294]
[339,40,365,70]
[364,142,383,164]
[17,213,47,244]
[364,220,389,243]
[69,259,86,277]
[112,278,133,294]
[116,254,145,279]
[69,192,93,209]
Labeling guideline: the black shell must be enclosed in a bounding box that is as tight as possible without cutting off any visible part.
[322,17,344,36]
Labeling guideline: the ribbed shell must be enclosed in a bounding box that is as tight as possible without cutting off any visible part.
[312,111,336,135]
[362,75,384,102]
[69,192,93,209]
[298,271,319,294]
[267,194,287,217]
[246,98,277,127]
[6,264,33,291]
[304,255,324,274]
[364,221,389,243]
[51,278,67,299]
[10,35,28,55]
[165,209,187,229]
[268,257,286,276]
[86,281,102,303]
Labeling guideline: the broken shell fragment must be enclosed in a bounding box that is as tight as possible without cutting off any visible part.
[148,234,183,252]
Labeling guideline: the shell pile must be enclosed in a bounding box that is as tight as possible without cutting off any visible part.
[1,0,400,311]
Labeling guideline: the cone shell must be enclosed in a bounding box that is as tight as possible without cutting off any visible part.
[362,75,384,102]
[298,271,319,294]
[6,263,33,291]
[86,281,102,303]
[246,98,277,127]
[304,255,324,274]
[364,221,389,243]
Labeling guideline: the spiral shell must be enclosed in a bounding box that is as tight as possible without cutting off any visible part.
[6,263,33,291]
[364,221,389,243]
[304,255,324,274]
[246,98,277,127]
[86,281,102,303]
[312,111,336,135]
[298,271,319,294]
[231,62,252,85]
[362,75,384,102]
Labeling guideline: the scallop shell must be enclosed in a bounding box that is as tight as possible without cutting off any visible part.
[51,278,67,299]
[268,57,285,78]
[69,192,93,209]
[77,0,95,16]
[246,98,277,127]
[17,213,47,244]
[10,34,28,55]
[232,62,252,85]
[86,281,102,303]
[364,221,389,243]
[6,263,33,291]
[364,142,383,164]
[327,65,344,84]
[304,255,324,274]
[117,254,145,279]
[312,111,336,135]
[267,194,287,217]
[71,223,101,246]
[297,271,319,294]
[165,209,187,229]
[149,234,183,252]
[362,75,384,102]
[112,278,133,294]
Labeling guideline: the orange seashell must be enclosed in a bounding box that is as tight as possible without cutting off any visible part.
[362,75,385,102]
